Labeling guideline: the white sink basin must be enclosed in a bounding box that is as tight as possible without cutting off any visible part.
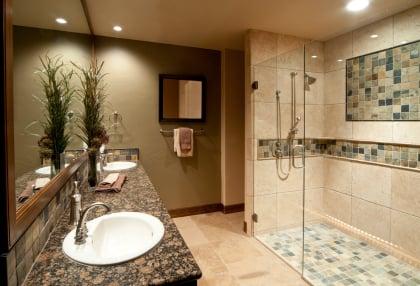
[63,212,164,265]
[99,161,137,172]
[35,164,69,175]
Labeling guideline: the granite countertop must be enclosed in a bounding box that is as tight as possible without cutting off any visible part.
[24,164,202,285]
[15,170,50,210]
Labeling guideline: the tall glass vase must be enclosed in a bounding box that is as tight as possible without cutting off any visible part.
[50,152,65,178]
[88,150,98,187]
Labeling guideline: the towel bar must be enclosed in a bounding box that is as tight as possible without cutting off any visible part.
[159,128,205,137]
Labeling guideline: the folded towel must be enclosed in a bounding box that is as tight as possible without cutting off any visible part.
[18,181,35,203]
[34,178,50,189]
[102,173,120,185]
[95,174,127,192]
[174,128,194,157]
[179,127,192,151]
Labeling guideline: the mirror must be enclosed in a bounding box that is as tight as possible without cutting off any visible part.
[159,74,206,122]
[13,0,91,210]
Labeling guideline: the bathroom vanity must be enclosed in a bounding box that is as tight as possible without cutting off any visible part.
[23,163,202,285]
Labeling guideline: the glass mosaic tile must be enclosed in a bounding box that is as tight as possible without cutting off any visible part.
[257,223,420,286]
[346,40,420,121]
[257,139,420,171]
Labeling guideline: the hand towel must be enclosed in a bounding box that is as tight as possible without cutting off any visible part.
[34,178,50,189]
[179,127,192,151]
[18,181,35,203]
[102,173,120,185]
[95,174,127,192]
[174,128,194,157]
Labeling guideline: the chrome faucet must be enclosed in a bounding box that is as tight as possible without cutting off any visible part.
[74,202,111,245]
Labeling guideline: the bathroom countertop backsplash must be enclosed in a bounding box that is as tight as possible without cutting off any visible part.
[23,164,202,285]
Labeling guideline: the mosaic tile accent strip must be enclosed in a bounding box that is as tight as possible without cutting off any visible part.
[65,148,139,163]
[346,40,420,121]
[257,138,420,171]
[257,223,420,286]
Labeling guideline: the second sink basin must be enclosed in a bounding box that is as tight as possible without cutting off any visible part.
[62,212,164,265]
[99,161,137,172]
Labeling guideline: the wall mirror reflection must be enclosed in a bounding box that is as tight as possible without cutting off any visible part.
[13,0,91,210]
[159,74,206,122]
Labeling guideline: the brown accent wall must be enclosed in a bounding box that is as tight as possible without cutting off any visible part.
[94,36,221,210]
[221,49,245,206]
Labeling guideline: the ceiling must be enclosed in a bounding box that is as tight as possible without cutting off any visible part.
[13,0,90,34]
[13,0,420,50]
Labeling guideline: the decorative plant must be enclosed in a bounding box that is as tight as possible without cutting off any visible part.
[36,55,74,172]
[73,59,109,186]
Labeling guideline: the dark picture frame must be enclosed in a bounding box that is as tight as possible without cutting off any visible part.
[159,74,207,122]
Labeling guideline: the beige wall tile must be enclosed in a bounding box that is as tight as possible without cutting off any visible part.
[323,189,351,224]
[324,104,352,138]
[391,210,420,259]
[305,72,324,105]
[245,160,254,197]
[351,163,391,207]
[304,188,324,222]
[352,17,394,57]
[305,157,325,189]
[244,101,253,139]
[244,195,253,235]
[278,69,304,104]
[277,47,305,70]
[254,194,277,233]
[324,32,353,72]
[393,6,420,45]
[391,169,420,217]
[324,158,352,195]
[352,122,393,142]
[305,41,324,73]
[253,66,276,103]
[254,160,277,195]
[277,160,303,192]
[352,197,391,241]
[277,191,303,229]
[249,30,277,66]
[392,122,420,145]
[277,34,307,56]
[254,102,276,139]
[324,69,345,105]
[305,105,325,138]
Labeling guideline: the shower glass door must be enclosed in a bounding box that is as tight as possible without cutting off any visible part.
[251,45,306,275]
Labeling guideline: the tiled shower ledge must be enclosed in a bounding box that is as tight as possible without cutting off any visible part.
[257,138,420,173]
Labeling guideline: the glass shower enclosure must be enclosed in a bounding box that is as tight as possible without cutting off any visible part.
[251,42,420,285]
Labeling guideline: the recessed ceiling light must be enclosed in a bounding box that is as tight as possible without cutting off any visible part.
[311,55,318,59]
[55,18,67,24]
[370,34,379,38]
[346,0,369,12]
[113,25,122,32]
[401,40,408,44]
[337,59,343,62]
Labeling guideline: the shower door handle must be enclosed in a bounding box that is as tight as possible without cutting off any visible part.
[292,144,304,169]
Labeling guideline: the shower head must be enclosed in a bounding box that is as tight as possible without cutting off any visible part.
[305,74,316,91]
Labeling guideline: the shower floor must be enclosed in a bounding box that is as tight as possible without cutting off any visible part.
[256,223,420,286]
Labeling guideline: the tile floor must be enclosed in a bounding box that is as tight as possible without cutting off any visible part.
[257,223,420,286]
[173,211,308,286]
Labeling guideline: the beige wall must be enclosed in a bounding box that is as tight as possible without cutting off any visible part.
[221,49,245,207]
[94,36,221,210]
[13,26,91,177]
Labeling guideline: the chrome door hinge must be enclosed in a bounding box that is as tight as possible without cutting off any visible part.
[252,213,258,223]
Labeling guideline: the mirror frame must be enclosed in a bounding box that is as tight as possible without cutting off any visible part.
[1,0,93,251]
[158,74,207,122]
